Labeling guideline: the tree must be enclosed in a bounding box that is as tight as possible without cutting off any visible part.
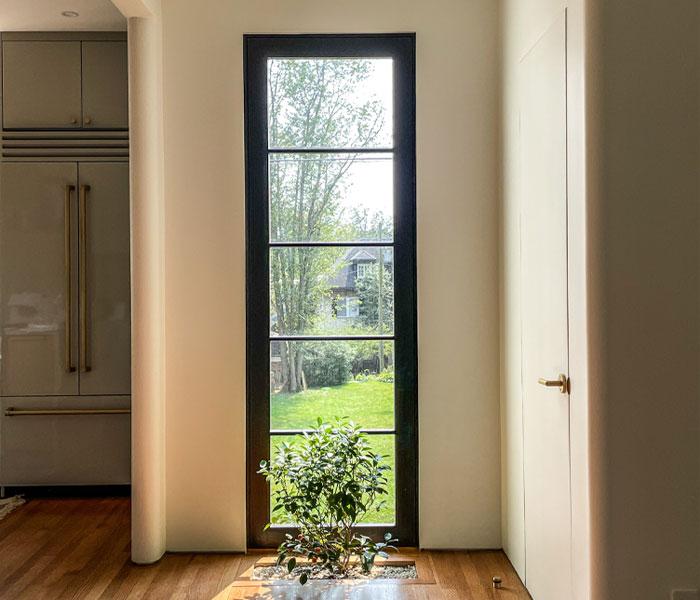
[268,59,386,392]
[355,254,394,372]
[355,259,394,333]
[349,207,393,242]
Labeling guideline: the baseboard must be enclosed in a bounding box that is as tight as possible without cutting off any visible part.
[3,484,131,498]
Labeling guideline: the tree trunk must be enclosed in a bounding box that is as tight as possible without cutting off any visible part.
[296,352,305,391]
[288,343,299,393]
[278,342,289,392]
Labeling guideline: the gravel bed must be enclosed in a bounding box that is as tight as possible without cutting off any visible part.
[252,564,417,581]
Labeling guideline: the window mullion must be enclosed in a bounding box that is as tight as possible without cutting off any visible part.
[268,147,395,154]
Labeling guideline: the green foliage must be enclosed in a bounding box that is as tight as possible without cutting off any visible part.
[268,59,386,149]
[353,370,373,383]
[302,342,353,388]
[376,368,395,384]
[353,368,394,384]
[348,339,394,371]
[267,58,387,393]
[259,420,397,583]
[356,261,394,332]
[349,207,393,242]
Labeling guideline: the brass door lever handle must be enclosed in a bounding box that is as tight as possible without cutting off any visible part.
[538,374,569,394]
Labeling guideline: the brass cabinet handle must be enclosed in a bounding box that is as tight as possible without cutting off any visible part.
[537,374,569,394]
[64,185,76,373]
[84,117,92,125]
[79,184,91,372]
[70,117,78,125]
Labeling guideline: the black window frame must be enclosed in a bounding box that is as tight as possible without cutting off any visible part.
[245,33,417,548]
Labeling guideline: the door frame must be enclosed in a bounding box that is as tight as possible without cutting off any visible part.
[244,33,418,548]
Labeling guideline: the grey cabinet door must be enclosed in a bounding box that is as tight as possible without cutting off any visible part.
[81,42,129,129]
[0,396,131,485]
[0,163,80,396]
[77,163,131,395]
[2,41,82,129]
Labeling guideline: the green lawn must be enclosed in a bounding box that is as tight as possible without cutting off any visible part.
[270,379,394,430]
[269,380,395,525]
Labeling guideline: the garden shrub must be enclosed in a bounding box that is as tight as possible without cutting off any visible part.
[376,368,394,383]
[302,342,353,387]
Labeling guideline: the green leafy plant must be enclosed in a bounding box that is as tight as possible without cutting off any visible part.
[353,368,394,384]
[376,368,395,384]
[258,419,397,584]
[301,342,354,388]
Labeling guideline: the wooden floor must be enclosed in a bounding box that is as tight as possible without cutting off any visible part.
[0,497,530,599]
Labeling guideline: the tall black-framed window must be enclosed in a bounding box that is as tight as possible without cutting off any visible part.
[245,34,417,548]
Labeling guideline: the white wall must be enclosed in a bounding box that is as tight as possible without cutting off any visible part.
[502,1,700,598]
[589,1,700,597]
[158,0,501,551]
[499,0,590,596]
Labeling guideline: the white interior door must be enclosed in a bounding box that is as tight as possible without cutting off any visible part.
[520,13,572,600]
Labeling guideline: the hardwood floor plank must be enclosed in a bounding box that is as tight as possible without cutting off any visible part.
[0,496,43,538]
[0,498,530,600]
[170,556,203,600]
[65,522,132,599]
[0,498,83,581]
[428,550,470,592]
[456,551,493,599]
[482,550,530,599]
[44,499,129,599]
[218,554,246,591]
[1,498,111,593]
[142,554,195,600]
[180,555,231,600]
[54,500,130,598]
[97,557,142,599]
[120,563,164,599]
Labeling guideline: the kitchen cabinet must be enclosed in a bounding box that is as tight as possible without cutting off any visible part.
[82,42,129,129]
[2,39,128,129]
[2,41,82,129]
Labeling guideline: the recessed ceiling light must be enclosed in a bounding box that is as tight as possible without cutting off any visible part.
[61,10,79,18]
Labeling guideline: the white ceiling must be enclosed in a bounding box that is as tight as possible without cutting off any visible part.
[0,0,126,32]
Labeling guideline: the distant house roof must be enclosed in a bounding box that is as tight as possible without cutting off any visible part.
[345,248,377,261]
[328,247,392,290]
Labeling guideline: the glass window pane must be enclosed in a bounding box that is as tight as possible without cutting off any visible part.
[268,58,393,149]
[270,247,393,336]
[269,153,393,243]
[270,434,395,525]
[270,340,394,430]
